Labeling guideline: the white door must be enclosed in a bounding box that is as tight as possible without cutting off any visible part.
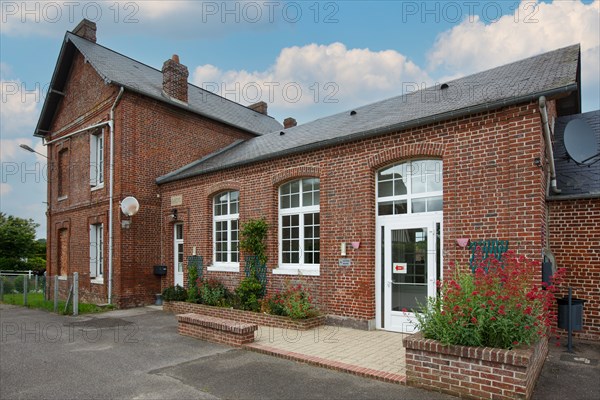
[380,215,441,333]
[174,223,184,287]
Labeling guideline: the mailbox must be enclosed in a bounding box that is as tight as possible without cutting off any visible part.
[153,265,167,276]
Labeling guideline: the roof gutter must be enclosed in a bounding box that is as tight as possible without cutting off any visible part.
[107,86,125,305]
[539,96,561,194]
[157,83,578,184]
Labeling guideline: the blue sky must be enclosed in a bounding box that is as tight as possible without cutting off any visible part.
[1,0,599,238]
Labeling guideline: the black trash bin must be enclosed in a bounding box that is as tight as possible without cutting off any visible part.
[557,297,586,331]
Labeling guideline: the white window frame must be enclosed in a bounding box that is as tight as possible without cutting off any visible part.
[376,159,443,216]
[208,191,240,273]
[275,178,320,276]
[90,223,104,283]
[90,130,104,190]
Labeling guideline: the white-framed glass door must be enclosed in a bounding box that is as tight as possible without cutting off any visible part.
[377,215,441,333]
[174,223,184,287]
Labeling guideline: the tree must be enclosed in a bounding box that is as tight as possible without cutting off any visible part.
[0,213,41,271]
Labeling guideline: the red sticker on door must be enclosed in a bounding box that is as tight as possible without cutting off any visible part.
[393,262,407,274]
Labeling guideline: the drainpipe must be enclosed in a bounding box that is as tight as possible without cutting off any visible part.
[108,87,125,305]
[538,96,561,194]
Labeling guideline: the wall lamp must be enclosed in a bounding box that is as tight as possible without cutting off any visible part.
[171,208,178,221]
[19,144,48,159]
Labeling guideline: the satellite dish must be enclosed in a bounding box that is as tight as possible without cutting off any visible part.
[563,118,599,165]
[120,196,140,217]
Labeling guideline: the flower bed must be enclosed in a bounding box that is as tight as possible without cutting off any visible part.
[164,301,325,331]
[404,332,548,400]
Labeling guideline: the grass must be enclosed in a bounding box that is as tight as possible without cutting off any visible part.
[0,292,114,315]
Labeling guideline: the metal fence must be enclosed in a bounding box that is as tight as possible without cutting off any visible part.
[0,271,80,316]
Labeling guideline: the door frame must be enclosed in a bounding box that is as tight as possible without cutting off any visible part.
[376,213,442,332]
[173,223,184,287]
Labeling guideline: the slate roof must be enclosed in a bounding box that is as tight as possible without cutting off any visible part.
[157,44,581,184]
[34,32,282,137]
[552,110,600,197]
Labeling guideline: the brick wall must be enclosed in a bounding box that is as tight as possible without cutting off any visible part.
[45,49,258,307]
[548,198,600,340]
[159,102,549,323]
[403,333,548,400]
[164,301,325,330]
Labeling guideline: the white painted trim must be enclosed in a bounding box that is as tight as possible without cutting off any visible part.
[272,267,320,276]
[207,264,239,273]
[91,278,104,285]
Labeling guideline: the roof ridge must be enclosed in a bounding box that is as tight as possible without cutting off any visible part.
[66,32,279,123]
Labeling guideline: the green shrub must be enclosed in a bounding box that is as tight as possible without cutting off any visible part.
[1,277,15,294]
[25,257,46,274]
[162,285,187,302]
[199,278,228,306]
[415,250,565,349]
[187,265,201,303]
[261,282,318,319]
[13,275,25,293]
[239,218,268,264]
[235,275,263,312]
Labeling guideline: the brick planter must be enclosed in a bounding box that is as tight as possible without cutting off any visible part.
[403,332,548,400]
[164,301,325,330]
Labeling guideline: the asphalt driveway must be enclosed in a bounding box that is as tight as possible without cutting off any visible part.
[0,305,451,400]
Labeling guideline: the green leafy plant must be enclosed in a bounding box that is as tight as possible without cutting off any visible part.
[1,277,15,294]
[261,282,318,319]
[239,218,268,264]
[235,275,263,312]
[162,285,187,302]
[414,250,565,349]
[187,265,201,303]
[199,278,228,306]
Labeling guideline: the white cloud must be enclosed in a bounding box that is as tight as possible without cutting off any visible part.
[0,182,12,196]
[0,1,279,39]
[0,79,41,138]
[427,0,600,110]
[192,42,431,122]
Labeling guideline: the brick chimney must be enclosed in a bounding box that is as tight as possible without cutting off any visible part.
[162,55,189,103]
[72,19,96,43]
[283,117,297,129]
[248,101,268,115]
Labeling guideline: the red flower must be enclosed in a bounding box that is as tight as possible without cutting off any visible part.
[471,317,478,324]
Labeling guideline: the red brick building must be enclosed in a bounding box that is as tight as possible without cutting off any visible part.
[36,20,599,339]
[36,20,282,306]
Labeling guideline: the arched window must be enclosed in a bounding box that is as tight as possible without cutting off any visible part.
[377,160,442,215]
[278,178,320,272]
[213,191,239,266]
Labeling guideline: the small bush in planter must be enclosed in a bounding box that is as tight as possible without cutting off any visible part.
[162,285,187,302]
[261,283,318,319]
[235,275,263,312]
[199,278,229,306]
[415,250,565,349]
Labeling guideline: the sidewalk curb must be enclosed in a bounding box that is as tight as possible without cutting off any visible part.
[243,342,406,384]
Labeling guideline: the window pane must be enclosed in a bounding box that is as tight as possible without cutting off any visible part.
[281,195,290,209]
[411,175,427,193]
[303,191,313,207]
[428,197,443,212]
[290,193,300,208]
[378,201,394,216]
[378,181,393,197]
[412,198,426,213]
[394,201,408,214]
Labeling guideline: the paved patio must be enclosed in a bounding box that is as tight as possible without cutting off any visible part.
[244,325,407,384]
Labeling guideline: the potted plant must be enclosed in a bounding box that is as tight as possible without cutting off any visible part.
[403,250,565,399]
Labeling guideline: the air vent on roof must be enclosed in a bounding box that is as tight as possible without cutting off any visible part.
[563,118,599,165]
[350,110,357,116]
[440,83,449,90]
